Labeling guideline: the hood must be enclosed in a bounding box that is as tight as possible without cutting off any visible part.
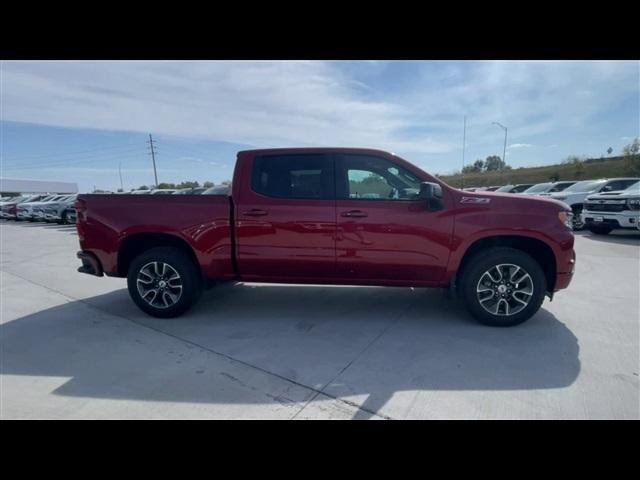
[455,189,570,211]
[587,190,640,201]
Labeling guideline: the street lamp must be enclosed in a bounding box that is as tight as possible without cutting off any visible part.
[492,121,508,164]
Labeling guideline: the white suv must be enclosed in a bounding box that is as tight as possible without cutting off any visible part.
[581,182,640,234]
[547,178,640,229]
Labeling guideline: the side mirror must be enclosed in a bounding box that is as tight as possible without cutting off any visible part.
[419,182,443,211]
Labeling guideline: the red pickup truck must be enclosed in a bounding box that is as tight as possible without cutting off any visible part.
[76,148,575,326]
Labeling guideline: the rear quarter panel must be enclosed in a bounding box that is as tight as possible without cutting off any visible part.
[77,195,233,278]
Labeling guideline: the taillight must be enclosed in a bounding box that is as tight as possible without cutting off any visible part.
[75,198,87,222]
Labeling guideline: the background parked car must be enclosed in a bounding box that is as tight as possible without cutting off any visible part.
[494,184,536,193]
[201,185,231,195]
[547,177,640,229]
[150,189,178,195]
[43,195,78,224]
[582,181,640,235]
[2,195,49,220]
[173,187,207,195]
[29,195,68,222]
[521,181,577,196]
[16,195,59,220]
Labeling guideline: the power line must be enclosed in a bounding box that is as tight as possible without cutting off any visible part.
[2,142,142,163]
[1,148,144,170]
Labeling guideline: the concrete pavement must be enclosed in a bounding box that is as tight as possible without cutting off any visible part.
[1,220,638,419]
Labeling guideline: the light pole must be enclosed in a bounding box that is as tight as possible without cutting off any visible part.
[492,121,507,164]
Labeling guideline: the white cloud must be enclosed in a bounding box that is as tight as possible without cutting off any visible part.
[1,60,638,164]
[508,143,533,149]
[0,61,451,155]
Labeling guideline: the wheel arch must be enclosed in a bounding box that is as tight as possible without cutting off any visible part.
[118,232,200,277]
[455,235,557,293]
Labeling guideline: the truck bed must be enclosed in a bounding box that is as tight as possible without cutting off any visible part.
[76,194,235,279]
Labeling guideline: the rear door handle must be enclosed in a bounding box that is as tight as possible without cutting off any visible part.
[243,209,268,217]
[341,210,368,218]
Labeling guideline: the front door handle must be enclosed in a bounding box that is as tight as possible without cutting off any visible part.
[341,210,368,218]
[243,209,268,217]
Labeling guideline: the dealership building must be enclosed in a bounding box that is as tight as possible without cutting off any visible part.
[0,178,79,196]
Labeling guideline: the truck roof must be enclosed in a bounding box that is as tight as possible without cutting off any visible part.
[238,147,396,157]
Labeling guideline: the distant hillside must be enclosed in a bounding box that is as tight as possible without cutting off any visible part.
[438,155,640,188]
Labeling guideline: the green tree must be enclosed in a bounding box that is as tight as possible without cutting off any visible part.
[203,181,214,188]
[176,181,200,189]
[622,138,640,175]
[622,138,639,156]
[484,155,506,171]
[607,147,613,156]
[462,159,484,174]
[137,185,149,190]
[156,182,176,189]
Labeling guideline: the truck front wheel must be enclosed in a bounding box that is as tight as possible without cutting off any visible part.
[588,226,613,235]
[127,247,203,318]
[459,247,546,327]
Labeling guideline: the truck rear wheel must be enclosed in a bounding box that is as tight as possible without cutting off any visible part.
[459,247,546,327]
[127,247,203,318]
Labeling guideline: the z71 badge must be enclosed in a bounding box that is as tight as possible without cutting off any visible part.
[461,197,491,204]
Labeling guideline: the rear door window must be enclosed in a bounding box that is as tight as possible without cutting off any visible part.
[251,154,334,200]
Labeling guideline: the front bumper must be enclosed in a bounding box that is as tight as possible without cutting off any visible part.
[16,210,33,220]
[582,210,640,230]
[554,249,575,292]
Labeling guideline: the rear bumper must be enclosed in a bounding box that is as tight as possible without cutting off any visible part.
[77,251,104,277]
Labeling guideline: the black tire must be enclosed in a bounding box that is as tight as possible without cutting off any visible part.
[588,226,612,235]
[127,247,203,318]
[458,247,546,327]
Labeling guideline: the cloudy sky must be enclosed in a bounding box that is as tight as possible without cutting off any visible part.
[1,60,638,192]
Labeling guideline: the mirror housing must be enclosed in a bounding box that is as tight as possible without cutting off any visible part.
[419,182,443,211]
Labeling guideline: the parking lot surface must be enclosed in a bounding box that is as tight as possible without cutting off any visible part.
[1,220,638,419]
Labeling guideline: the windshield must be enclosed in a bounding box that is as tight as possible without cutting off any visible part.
[548,181,576,192]
[623,181,640,192]
[523,183,552,193]
[562,180,606,193]
[495,185,514,192]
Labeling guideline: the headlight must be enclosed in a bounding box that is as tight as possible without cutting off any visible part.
[628,199,640,210]
[558,211,573,229]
